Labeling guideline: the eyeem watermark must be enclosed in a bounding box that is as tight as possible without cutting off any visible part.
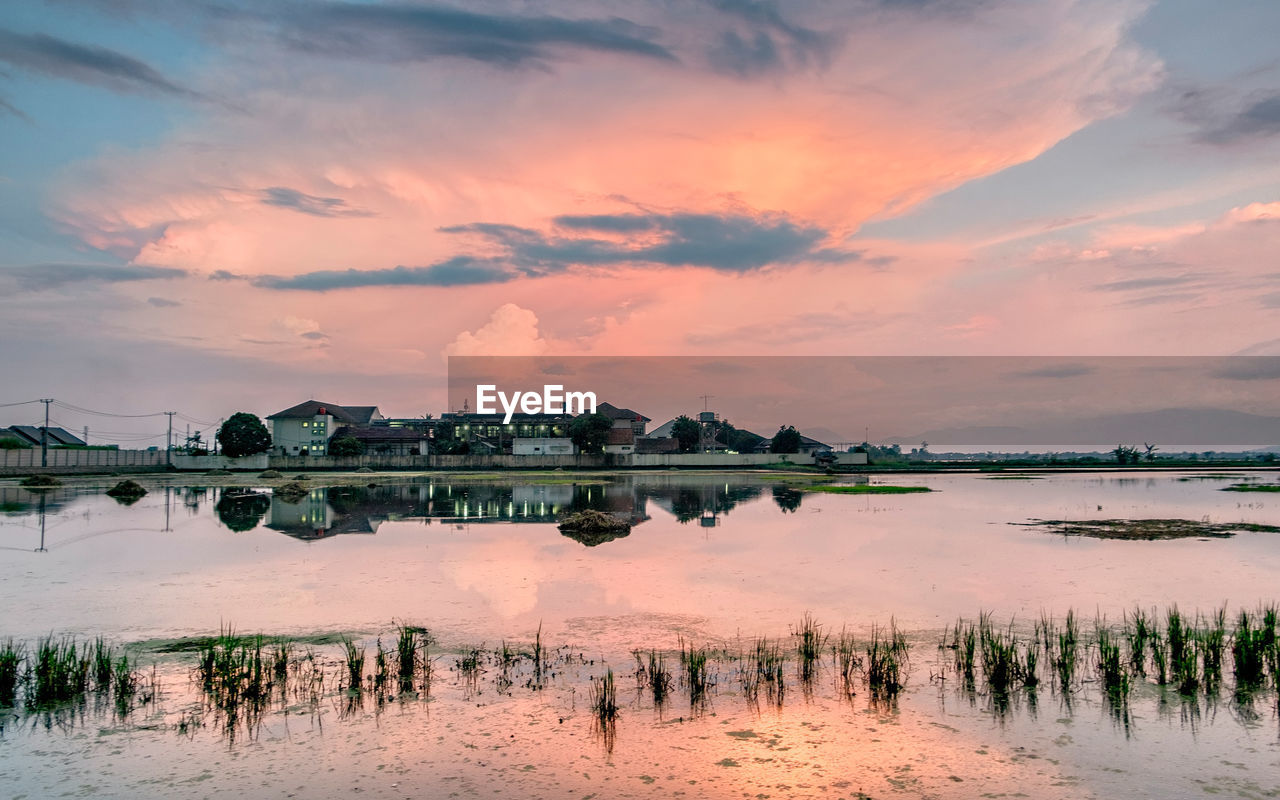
[475,384,597,424]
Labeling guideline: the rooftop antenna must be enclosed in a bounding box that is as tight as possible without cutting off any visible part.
[699,394,714,412]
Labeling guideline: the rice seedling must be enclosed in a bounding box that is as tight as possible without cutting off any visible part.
[634,649,672,707]
[865,620,909,697]
[978,615,1020,698]
[373,639,390,693]
[679,637,711,709]
[91,637,115,692]
[397,626,425,693]
[271,639,292,687]
[1198,607,1227,692]
[0,640,23,708]
[954,620,977,686]
[456,647,484,694]
[1124,607,1151,676]
[1151,631,1169,686]
[341,637,366,692]
[589,668,619,752]
[793,612,828,685]
[834,627,861,699]
[1096,624,1130,701]
[532,621,545,682]
[1231,609,1268,691]
[112,655,138,715]
[1174,642,1200,696]
[30,636,91,708]
[1166,606,1188,675]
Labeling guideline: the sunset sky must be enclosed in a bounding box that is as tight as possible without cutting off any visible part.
[2,0,1279,439]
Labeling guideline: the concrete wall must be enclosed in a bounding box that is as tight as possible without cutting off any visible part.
[172,454,270,471]
[264,452,852,470]
[0,447,168,475]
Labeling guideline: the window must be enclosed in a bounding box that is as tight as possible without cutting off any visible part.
[302,422,310,427]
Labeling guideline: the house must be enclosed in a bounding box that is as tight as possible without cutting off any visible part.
[604,427,635,454]
[266,400,381,456]
[439,411,572,452]
[596,402,650,436]
[747,433,833,455]
[635,436,679,455]
[512,438,576,455]
[3,426,87,447]
[331,425,430,456]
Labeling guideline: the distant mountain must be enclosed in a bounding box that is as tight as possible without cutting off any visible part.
[887,408,1280,447]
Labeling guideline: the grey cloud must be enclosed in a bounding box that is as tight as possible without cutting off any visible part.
[0,27,198,98]
[1094,274,1197,292]
[146,296,181,307]
[1009,364,1096,380]
[266,1,676,69]
[1185,89,1280,145]
[455,211,854,272]
[1261,291,1280,308]
[256,210,855,291]
[708,0,837,77]
[0,94,29,120]
[253,256,515,291]
[299,330,329,340]
[0,262,187,291]
[208,269,245,281]
[261,186,374,217]
[1211,358,1280,381]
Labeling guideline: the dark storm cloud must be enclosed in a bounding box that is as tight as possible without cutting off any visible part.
[0,263,187,291]
[254,211,856,291]
[261,187,375,217]
[0,27,198,98]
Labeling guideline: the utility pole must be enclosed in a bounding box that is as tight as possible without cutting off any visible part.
[165,411,176,466]
[39,398,53,468]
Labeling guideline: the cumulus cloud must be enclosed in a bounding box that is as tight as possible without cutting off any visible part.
[0,27,198,98]
[444,303,547,356]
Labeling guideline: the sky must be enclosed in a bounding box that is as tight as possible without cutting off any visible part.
[1,0,1279,443]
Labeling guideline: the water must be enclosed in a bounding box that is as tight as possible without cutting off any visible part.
[1,470,1278,797]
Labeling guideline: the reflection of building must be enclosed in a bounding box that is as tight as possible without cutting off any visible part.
[265,488,380,541]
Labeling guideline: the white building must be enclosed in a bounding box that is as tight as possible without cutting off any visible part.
[512,437,576,456]
[265,400,382,456]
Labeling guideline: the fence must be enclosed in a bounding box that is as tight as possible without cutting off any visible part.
[0,447,168,475]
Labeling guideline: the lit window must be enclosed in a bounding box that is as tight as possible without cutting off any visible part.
[302,422,309,427]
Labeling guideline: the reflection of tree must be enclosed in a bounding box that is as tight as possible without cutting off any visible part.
[215,489,272,532]
[560,527,631,547]
[772,485,803,513]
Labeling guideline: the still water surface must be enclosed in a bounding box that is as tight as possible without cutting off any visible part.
[1,470,1278,798]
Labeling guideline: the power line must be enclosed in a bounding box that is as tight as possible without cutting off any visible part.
[51,400,167,419]
[0,399,42,408]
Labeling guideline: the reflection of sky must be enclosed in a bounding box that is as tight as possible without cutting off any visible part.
[1,473,1277,649]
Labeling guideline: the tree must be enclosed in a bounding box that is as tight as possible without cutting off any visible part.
[568,413,613,453]
[770,425,801,454]
[1143,442,1159,462]
[217,412,272,458]
[330,435,364,457]
[671,415,700,453]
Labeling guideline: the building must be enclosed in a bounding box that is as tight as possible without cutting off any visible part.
[603,427,636,454]
[265,400,381,456]
[331,425,430,456]
[439,411,572,453]
[512,438,576,455]
[3,425,87,447]
[595,402,650,436]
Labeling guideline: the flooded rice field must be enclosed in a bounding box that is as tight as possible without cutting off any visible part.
[1,469,1279,798]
